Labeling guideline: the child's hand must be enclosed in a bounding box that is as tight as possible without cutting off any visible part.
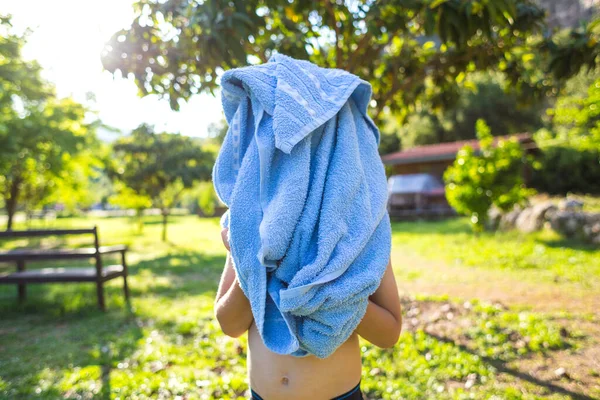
[221,228,230,251]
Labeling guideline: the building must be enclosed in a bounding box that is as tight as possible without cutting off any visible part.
[381,133,536,181]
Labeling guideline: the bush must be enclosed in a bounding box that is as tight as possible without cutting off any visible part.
[531,146,600,195]
[444,120,534,231]
[530,76,600,195]
[197,182,218,217]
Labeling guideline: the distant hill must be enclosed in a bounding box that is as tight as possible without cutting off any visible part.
[536,0,598,29]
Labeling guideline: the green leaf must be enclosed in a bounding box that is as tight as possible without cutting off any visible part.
[423,41,436,50]
[430,0,449,9]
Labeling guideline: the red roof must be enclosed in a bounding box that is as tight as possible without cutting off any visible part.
[381,133,535,165]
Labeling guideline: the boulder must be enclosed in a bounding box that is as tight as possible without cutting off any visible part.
[486,206,502,231]
[559,198,584,212]
[500,206,522,230]
[515,202,558,233]
[549,211,587,238]
[582,214,600,244]
[515,207,535,232]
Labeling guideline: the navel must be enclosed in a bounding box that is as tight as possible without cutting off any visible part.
[281,375,290,386]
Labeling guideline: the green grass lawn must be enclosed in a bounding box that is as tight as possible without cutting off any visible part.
[0,216,597,399]
[391,218,600,288]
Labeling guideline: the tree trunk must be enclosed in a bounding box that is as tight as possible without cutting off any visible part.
[161,210,168,242]
[136,208,144,234]
[5,180,20,231]
[6,207,14,231]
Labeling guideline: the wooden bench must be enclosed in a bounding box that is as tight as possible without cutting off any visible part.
[0,227,129,311]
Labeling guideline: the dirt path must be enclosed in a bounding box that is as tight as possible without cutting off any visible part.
[391,251,600,315]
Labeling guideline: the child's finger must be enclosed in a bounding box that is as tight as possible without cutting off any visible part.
[221,228,230,251]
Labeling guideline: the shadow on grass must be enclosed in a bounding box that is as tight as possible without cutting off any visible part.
[536,237,599,253]
[0,308,143,399]
[425,331,595,400]
[127,251,225,297]
[0,249,223,398]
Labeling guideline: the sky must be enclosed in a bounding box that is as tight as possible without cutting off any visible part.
[3,0,224,140]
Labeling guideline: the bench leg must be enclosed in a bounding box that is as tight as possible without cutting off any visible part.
[17,260,26,303]
[18,284,26,303]
[121,251,130,304]
[96,281,106,311]
[123,275,130,303]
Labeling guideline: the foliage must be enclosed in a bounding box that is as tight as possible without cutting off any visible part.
[109,124,214,241]
[444,120,533,231]
[393,111,446,149]
[100,0,598,124]
[443,74,544,141]
[0,16,48,113]
[531,75,600,195]
[0,216,583,399]
[197,181,218,217]
[385,73,544,151]
[378,130,402,156]
[0,17,100,230]
[530,146,600,195]
[0,95,100,230]
[109,183,153,233]
[546,76,600,150]
[545,18,600,83]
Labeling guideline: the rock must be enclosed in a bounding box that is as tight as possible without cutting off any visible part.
[486,206,502,231]
[515,202,557,233]
[549,211,600,244]
[500,206,522,230]
[549,211,585,238]
[554,367,571,380]
[515,207,534,232]
[559,198,584,211]
[582,215,600,243]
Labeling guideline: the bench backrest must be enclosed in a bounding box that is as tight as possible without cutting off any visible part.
[0,227,100,249]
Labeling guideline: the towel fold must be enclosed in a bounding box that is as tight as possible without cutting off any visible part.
[213,54,391,358]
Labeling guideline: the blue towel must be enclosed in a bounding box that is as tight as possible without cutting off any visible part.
[212,54,391,358]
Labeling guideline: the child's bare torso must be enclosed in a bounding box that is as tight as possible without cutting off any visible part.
[247,322,362,400]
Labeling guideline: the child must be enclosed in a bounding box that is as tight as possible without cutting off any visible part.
[215,227,402,400]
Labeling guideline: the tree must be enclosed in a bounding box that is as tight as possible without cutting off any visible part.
[385,72,544,150]
[109,184,152,233]
[0,16,99,230]
[0,16,48,114]
[110,124,214,241]
[102,1,599,123]
[547,76,600,151]
[0,96,99,230]
[444,120,533,231]
[531,74,600,194]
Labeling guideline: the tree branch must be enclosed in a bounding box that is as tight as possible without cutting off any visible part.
[347,32,373,73]
[371,42,500,121]
[324,0,342,67]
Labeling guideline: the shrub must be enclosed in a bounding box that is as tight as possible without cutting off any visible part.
[530,76,600,195]
[444,120,534,231]
[197,182,218,217]
[530,146,600,195]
